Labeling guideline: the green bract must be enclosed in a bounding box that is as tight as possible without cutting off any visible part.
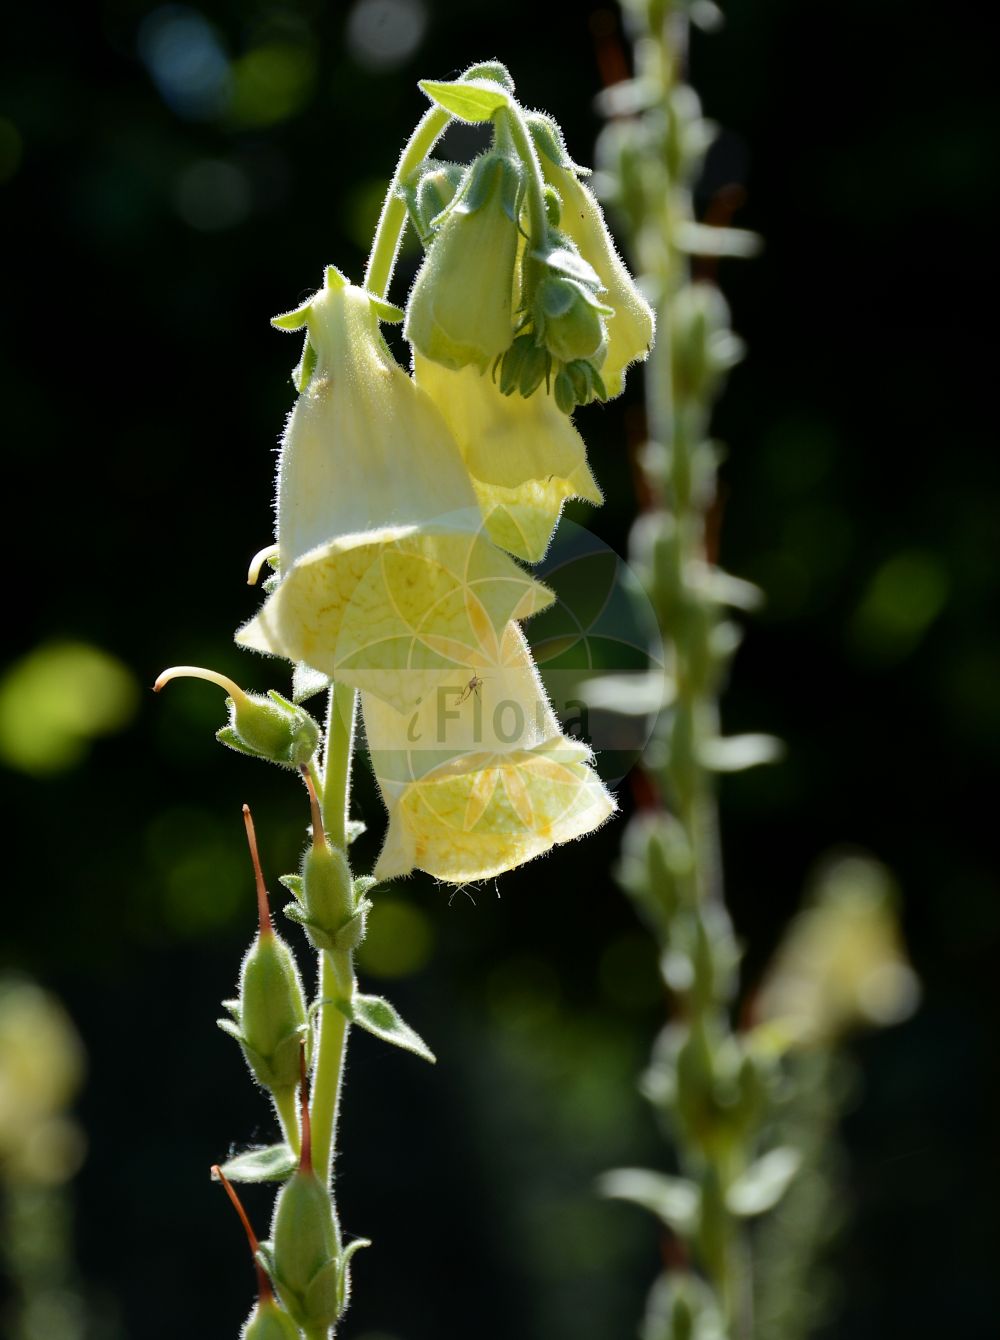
[404,153,522,372]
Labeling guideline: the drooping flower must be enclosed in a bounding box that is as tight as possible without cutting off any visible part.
[404,153,522,373]
[363,622,616,883]
[236,269,553,714]
[413,354,602,563]
[530,114,655,399]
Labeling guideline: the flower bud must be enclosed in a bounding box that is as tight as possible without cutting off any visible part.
[530,112,655,398]
[534,275,611,365]
[400,158,466,247]
[404,152,522,372]
[218,807,308,1096]
[154,667,319,769]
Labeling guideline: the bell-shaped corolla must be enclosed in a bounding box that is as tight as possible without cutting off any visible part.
[403,153,522,373]
[414,354,601,564]
[531,116,654,399]
[363,622,616,883]
[236,270,553,713]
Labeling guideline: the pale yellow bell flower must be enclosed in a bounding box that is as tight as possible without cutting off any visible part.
[236,272,553,713]
[755,856,920,1045]
[363,622,616,883]
[539,157,654,399]
[414,355,602,563]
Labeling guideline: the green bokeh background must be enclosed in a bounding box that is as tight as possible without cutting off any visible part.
[2,1,997,1336]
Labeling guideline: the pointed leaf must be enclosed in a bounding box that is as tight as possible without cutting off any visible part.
[598,1167,699,1235]
[727,1147,801,1217]
[216,1143,297,1184]
[419,78,510,122]
[339,993,436,1063]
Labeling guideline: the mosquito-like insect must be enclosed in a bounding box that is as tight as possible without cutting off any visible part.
[458,673,484,704]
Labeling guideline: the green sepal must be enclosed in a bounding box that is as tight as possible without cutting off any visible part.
[337,1237,372,1313]
[525,110,590,175]
[353,875,378,898]
[346,820,367,845]
[216,725,272,762]
[333,899,371,952]
[726,1147,801,1217]
[338,993,436,1063]
[221,998,241,1019]
[216,1143,297,1184]
[279,873,304,902]
[216,1016,244,1042]
[419,77,510,122]
[324,264,348,290]
[365,294,404,323]
[271,301,312,332]
[282,901,339,953]
[243,1299,301,1340]
[598,1167,700,1236]
[303,1259,341,1326]
[534,242,605,293]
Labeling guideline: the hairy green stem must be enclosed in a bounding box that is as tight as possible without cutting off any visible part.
[363,104,451,299]
[500,101,550,247]
[309,682,357,1202]
[273,1086,301,1159]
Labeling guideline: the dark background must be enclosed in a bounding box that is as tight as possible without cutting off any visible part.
[2,0,997,1336]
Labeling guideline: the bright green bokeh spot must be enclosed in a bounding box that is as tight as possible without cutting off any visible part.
[228,43,316,128]
[0,118,22,185]
[0,641,138,775]
[850,549,949,662]
[356,897,433,978]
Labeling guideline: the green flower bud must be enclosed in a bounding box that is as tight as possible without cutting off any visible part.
[400,158,466,248]
[670,283,743,405]
[497,332,550,399]
[534,275,610,365]
[269,1078,348,1332]
[218,807,308,1096]
[154,666,320,769]
[404,152,523,372]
